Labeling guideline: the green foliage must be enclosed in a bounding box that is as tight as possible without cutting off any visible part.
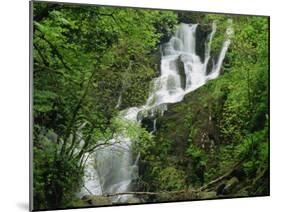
[139,14,268,196]
[156,167,186,191]
[32,1,269,207]
[32,2,178,208]
[203,14,233,57]
[33,126,83,210]
[113,115,155,156]
[186,144,207,166]
[34,90,57,113]
[236,119,269,176]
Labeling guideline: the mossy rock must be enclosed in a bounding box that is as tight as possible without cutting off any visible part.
[82,195,113,206]
[127,197,143,204]
[198,191,217,199]
[234,189,249,197]
[67,198,89,207]
[223,177,239,195]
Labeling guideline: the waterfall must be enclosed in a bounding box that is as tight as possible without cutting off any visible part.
[115,93,122,109]
[152,118,157,133]
[79,20,233,202]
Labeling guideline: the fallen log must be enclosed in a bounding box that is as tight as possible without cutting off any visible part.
[104,189,196,197]
[198,160,243,191]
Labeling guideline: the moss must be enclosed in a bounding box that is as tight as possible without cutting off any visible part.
[223,177,239,195]
[198,191,217,199]
[66,199,89,207]
[82,195,113,206]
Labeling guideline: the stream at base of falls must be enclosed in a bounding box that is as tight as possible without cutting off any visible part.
[78,20,233,202]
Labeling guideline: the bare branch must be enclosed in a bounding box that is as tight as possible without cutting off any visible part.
[198,160,243,191]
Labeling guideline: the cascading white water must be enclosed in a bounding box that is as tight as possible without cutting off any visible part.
[115,94,122,109]
[79,20,233,202]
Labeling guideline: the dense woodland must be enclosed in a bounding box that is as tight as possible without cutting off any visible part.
[32,2,269,210]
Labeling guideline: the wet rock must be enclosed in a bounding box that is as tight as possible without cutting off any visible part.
[206,56,215,75]
[174,56,186,89]
[178,57,186,90]
[142,117,157,133]
[196,24,212,62]
[177,12,205,24]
